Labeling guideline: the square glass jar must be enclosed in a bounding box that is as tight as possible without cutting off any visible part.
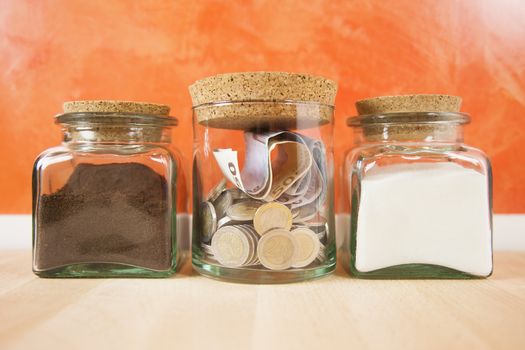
[342,96,493,279]
[32,101,180,278]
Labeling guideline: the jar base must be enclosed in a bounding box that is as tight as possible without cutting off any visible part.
[33,262,177,278]
[192,258,336,284]
[344,260,490,279]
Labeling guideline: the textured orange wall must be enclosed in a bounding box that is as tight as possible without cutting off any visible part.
[0,0,524,213]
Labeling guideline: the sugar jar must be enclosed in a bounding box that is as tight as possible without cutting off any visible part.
[190,72,337,283]
[32,101,180,277]
[342,95,492,278]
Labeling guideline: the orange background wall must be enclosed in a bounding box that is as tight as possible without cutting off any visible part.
[0,0,524,213]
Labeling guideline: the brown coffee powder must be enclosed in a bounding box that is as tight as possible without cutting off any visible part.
[34,163,173,271]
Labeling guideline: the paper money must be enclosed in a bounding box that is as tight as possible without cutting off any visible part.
[213,131,313,202]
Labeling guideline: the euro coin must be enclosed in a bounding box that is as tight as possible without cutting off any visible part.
[200,201,217,243]
[226,200,262,221]
[211,226,251,267]
[290,227,321,268]
[257,229,297,270]
[253,202,293,236]
[213,189,233,219]
[207,178,227,202]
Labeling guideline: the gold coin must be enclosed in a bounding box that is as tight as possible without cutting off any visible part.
[253,202,293,236]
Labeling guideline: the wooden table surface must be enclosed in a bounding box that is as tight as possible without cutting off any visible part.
[1,251,524,350]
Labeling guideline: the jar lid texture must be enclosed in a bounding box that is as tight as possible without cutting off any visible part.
[348,94,466,141]
[63,100,171,115]
[355,94,461,115]
[57,100,176,142]
[189,72,337,130]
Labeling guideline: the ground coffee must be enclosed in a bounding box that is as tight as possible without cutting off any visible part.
[34,162,173,271]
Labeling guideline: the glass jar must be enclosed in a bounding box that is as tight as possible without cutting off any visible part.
[32,101,180,277]
[342,95,493,279]
[190,72,337,283]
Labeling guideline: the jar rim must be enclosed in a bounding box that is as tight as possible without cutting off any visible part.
[192,99,335,110]
[346,111,470,127]
[55,112,178,127]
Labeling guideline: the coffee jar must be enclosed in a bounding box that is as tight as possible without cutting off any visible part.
[32,101,180,277]
[342,95,493,279]
[190,72,337,283]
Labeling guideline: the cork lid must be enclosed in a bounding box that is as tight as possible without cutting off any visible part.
[189,72,337,130]
[348,94,466,141]
[355,94,461,115]
[63,100,171,116]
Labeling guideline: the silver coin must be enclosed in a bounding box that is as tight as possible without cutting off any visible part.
[213,189,233,219]
[217,215,246,228]
[199,201,217,243]
[226,200,262,221]
[229,188,250,201]
[207,179,227,202]
[211,226,251,267]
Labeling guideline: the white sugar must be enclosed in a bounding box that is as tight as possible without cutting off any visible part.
[355,162,492,276]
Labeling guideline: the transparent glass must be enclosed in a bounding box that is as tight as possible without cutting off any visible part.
[32,113,179,277]
[342,112,493,279]
[192,101,336,283]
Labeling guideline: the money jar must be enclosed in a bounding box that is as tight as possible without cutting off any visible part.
[32,101,180,277]
[342,95,493,279]
[190,72,337,283]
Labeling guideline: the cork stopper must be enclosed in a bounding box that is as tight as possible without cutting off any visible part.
[63,100,170,115]
[60,100,174,143]
[350,94,465,142]
[189,72,337,130]
[356,94,461,115]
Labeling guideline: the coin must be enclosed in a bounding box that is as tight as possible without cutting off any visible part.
[226,200,262,221]
[199,201,217,243]
[229,188,250,201]
[317,244,326,261]
[257,229,297,270]
[207,178,227,202]
[213,189,233,219]
[304,216,327,228]
[211,226,251,267]
[217,216,237,228]
[290,227,321,268]
[236,225,259,264]
[292,203,318,223]
[253,202,293,236]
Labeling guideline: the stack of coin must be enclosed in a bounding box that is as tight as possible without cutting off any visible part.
[201,243,216,261]
[317,244,327,262]
[200,178,328,270]
[210,225,260,267]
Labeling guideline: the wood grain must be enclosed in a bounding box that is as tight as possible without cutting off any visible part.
[1,251,524,350]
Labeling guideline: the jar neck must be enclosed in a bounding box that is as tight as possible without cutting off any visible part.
[354,122,465,145]
[62,124,173,144]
